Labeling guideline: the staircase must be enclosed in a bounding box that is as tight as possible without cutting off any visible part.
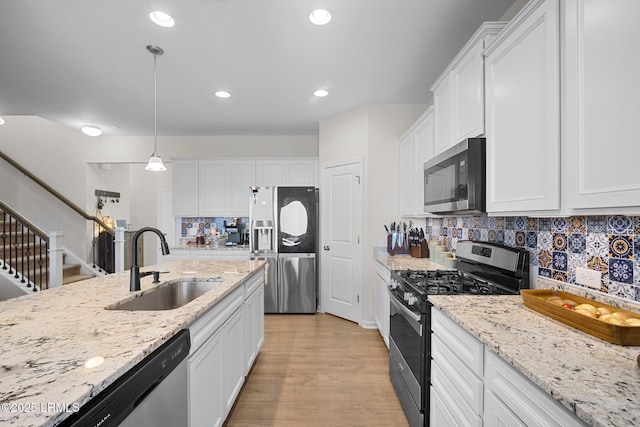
[0,209,95,294]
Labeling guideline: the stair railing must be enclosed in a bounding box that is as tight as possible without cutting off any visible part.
[0,150,116,277]
[0,202,49,291]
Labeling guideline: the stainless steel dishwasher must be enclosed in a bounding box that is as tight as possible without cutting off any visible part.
[60,329,190,427]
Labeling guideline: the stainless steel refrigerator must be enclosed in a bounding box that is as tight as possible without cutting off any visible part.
[249,186,317,314]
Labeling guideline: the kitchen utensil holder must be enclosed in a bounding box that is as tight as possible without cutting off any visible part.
[410,240,429,258]
[387,234,411,256]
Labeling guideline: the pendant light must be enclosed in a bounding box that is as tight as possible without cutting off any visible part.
[145,45,167,172]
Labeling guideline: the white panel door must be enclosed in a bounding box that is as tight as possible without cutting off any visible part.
[563,0,640,210]
[320,160,363,323]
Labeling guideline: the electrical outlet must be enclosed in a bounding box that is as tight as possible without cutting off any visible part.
[576,267,601,289]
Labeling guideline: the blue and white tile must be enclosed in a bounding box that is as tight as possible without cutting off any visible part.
[587,216,607,233]
[608,215,633,235]
[480,229,489,242]
[538,267,552,278]
[505,217,515,230]
[609,258,634,284]
[552,232,568,251]
[539,218,552,232]
[552,251,568,271]
[526,231,537,249]
[515,231,526,247]
[569,216,587,234]
[496,230,505,244]
[609,235,633,259]
[526,217,538,232]
[586,233,609,257]
[552,218,568,232]
[514,216,526,231]
[568,253,587,277]
[608,281,635,300]
[488,216,497,230]
[504,230,516,247]
[568,233,586,254]
[537,231,552,251]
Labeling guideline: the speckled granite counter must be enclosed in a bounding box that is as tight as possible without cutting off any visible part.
[373,246,446,270]
[430,290,640,427]
[0,259,265,427]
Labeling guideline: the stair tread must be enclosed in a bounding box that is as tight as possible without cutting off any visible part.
[63,274,95,285]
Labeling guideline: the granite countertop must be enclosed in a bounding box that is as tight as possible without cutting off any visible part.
[373,246,447,271]
[0,259,265,427]
[430,290,640,427]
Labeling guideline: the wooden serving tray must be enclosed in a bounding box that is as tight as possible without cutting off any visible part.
[521,289,640,345]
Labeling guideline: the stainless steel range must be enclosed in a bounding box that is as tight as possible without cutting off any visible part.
[388,240,530,427]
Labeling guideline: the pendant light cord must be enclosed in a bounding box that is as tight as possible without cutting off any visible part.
[153,51,157,156]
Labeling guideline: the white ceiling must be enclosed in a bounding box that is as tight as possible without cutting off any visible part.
[0,0,515,136]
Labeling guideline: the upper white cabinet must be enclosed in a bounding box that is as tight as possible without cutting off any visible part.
[255,158,317,187]
[485,0,561,214]
[172,160,199,217]
[399,107,434,217]
[562,0,640,212]
[199,160,255,217]
[431,22,507,155]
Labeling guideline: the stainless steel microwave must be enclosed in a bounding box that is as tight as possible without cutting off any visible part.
[423,138,485,214]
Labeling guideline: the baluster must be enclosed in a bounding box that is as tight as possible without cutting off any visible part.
[44,239,49,290]
[1,211,6,270]
[8,217,14,275]
[13,220,20,279]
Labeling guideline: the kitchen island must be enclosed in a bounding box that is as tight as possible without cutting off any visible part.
[0,259,265,427]
[430,290,640,427]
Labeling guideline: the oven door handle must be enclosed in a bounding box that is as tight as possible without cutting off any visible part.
[388,288,422,326]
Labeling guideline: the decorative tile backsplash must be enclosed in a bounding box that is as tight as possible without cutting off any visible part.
[175,217,248,245]
[425,215,640,302]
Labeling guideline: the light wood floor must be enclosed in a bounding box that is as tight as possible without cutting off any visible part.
[225,313,409,427]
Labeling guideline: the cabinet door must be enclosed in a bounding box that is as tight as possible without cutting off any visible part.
[485,0,560,213]
[563,0,640,210]
[244,285,265,374]
[413,107,434,216]
[399,132,416,216]
[430,385,459,427]
[172,160,199,216]
[199,160,228,216]
[453,39,485,141]
[374,270,390,348]
[287,159,316,186]
[188,329,224,427]
[433,73,454,154]
[256,160,286,186]
[484,390,526,427]
[223,308,245,416]
[227,161,255,216]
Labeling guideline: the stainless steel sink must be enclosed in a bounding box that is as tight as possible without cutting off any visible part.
[107,277,223,311]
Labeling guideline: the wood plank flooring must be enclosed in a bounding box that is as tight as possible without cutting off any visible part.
[225,313,409,427]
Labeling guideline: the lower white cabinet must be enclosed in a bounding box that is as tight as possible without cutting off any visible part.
[244,279,265,374]
[187,272,265,427]
[373,261,390,348]
[431,307,586,427]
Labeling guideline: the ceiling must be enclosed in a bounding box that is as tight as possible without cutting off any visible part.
[0,0,515,136]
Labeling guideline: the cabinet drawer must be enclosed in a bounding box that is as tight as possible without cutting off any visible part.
[189,286,244,353]
[374,261,390,282]
[432,335,483,415]
[431,307,483,376]
[484,349,585,427]
[430,379,482,427]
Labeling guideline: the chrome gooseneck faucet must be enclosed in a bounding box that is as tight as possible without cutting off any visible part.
[130,227,171,292]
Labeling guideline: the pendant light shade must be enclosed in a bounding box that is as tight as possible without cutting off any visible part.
[145,45,167,172]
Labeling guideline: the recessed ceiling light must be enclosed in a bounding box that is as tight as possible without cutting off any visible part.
[309,9,332,25]
[149,11,175,28]
[215,90,231,99]
[314,89,329,97]
[0,117,5,125]
[81,126,102,137]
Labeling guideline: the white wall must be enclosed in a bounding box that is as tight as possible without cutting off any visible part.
[319,103,426,325]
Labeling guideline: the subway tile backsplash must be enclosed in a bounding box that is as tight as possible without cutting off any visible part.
[425,215,640,303]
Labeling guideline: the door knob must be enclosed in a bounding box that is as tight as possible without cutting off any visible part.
[323,245,330,251]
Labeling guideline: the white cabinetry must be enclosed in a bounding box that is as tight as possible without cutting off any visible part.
[431,307,483,427]
[255,158,317,187]
[562,0,640,212]
[399,107,434,217]
[484,349,585,427]
[373,261,390,348]
[187,272,265,426]
[244,274,265,374]
[431,22,507,155]
[485,0,561,214]
[172,160,199,216]
[200,160,255,217]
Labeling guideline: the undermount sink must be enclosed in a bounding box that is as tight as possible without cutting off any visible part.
[107,277,223,311]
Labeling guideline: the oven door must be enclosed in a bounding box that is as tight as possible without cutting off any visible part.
[388,290,425,426]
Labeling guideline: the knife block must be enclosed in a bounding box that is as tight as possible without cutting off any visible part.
[387,234,411,256]
[410,240,429,258]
